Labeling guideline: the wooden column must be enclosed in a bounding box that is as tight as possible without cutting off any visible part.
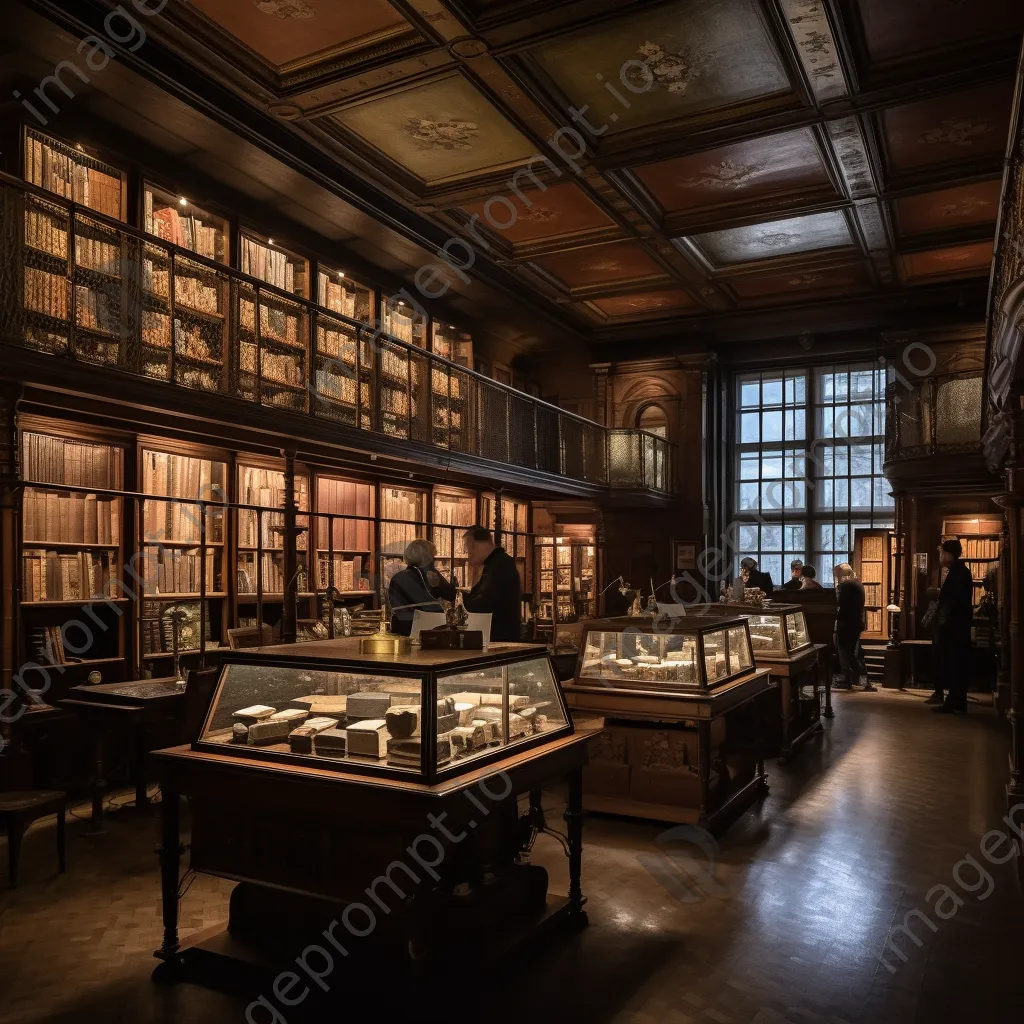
[281,445,298,645]
[997,507,1012,713]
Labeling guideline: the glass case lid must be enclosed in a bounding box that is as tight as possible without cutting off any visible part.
[195,640,572,781]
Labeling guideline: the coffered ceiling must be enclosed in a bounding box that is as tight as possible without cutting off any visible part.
[30,0,1024,342]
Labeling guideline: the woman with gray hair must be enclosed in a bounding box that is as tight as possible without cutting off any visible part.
[387,539,457,636]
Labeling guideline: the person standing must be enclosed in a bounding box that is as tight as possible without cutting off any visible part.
[387,539,456,637]
[781,559,804,591]
[462,526,522,642]
[833,563,874,691]
[799,565,823,590]
[740,556,774,597]
[933,539,974,714]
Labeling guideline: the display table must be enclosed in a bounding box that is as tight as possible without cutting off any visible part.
[59,678,183,830]
[700,603,829,759]
[149,639,592,982]
[565,617,774,833]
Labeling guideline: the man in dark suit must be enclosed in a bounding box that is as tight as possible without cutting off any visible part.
[462,526,522,642]
[833,562,873,691]
[933,539,974,714]
[740,557,774,597]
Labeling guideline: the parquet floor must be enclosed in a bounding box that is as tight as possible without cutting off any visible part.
[1,689,1022,1024]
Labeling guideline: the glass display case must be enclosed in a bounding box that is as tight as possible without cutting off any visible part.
[705,604,811,661]
[575,617,755,693]
[196,640,572,782]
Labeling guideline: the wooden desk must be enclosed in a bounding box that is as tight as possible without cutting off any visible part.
[150,722,596,980]
[59,679,184,831]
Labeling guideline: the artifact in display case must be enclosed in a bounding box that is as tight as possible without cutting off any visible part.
[196,639,572,782]
[576,617,755,693]
[708,604,811,661]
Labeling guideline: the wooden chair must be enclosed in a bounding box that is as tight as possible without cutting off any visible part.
[227,624,273,650]
[0,790,66,887]
[180,667,222,744]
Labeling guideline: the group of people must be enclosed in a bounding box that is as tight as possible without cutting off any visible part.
[387,526,522,642]
[741,540,974,713]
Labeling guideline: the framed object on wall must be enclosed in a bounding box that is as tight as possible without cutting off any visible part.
[674,541,697,572]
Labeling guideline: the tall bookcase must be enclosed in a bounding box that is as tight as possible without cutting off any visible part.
[380,486,427,598]
[20,429,126,680]
[24,129,124,220]
[314,475,374,599]
[137,444,227,674]
[853,528,891,639]
[942,516,1001,633]
[317,266,372,323]
[236,461,311,637]
[313,316,372,430]
[432,488,477,589]
[535,529,596,647]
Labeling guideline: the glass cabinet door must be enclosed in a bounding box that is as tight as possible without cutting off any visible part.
[746,613,784,654]
[437,665,505,767]
[785,612,810,651]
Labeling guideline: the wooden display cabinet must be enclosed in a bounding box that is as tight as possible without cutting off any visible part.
[566,616,773,833]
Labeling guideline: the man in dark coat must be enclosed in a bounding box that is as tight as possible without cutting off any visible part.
[462,526,522,642]
[933,539,974,714]
[740,557,774,597]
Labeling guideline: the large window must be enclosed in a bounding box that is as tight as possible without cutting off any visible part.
[731,365,894,585]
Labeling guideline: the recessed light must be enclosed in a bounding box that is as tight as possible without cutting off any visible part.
[179,197,188,207]
[267,238,274,246]
[338,272,345,279]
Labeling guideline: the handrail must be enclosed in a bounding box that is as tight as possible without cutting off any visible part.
[0,174,676,494]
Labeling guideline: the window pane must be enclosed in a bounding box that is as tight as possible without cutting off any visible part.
[849,404,874,437]
[739,525,759,550]
[762,379,783,405]
[850,445,873,475]
[740,452,760,480]
[762,411,782,443]
[762,525,782,551]
[740,413,760,443]
[762,454,783,479]
[785,525,805,550]
[739,483,759,510]
[761,554,782,582]
[851,478,872,509]
[741,381,760,408]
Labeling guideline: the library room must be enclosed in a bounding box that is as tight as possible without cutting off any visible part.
[1,2,1024,1024]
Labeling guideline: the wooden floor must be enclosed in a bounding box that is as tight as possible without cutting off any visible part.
[1,689,1022,1024]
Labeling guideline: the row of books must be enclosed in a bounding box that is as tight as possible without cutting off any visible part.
[316,554,365,592]
[962,538,999,560]
[142,502,224,544]
[140,601,215,655]
[24,267,70,320]
[240,344,305,387]
[314,368,360,407]
[24,491,120,545]
[75,233,120,273]
[175,274,221,315]
[141,547,218,595]
[28,625,74,665]
[26,132,123,220]
[25,206,69,258]
[147,204,222,262]
[240,237,306,295]
[75,285,116,335]
[23,549,120,602]
[142,310,171,349]
[174,320,222,365]
[237,552,294,595]
[23,434,120,489]
[315,478,373,551]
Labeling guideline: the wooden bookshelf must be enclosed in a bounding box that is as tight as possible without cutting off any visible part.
[24,128,125,221]
[854,528,891,639]
[535,527,596,638]
[431,324,473,368]
[173,253,230,393]
[381,297,426,347]
[238,281,310,412]
[380,485,427,596]
[236,461,311,628]
[313,317,371,429]
[144,184,228,264]
[314,475,374,597]
[432,488,477,589]
[20,429,126,672]
[138,446,228,663]
[317,266,372,323]
[240,232,308,298]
